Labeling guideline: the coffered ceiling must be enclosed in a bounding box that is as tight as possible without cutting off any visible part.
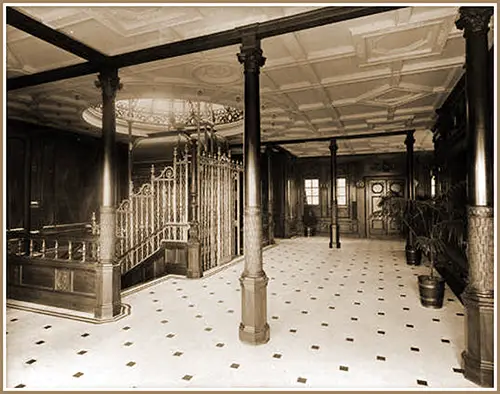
[6,5,487,157]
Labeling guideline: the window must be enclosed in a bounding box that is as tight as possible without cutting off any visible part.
[431,175,436,198]
[337,177,347,206]
[304,179,319,205]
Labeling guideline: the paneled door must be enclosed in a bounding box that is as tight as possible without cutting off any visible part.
[366,177,405,238]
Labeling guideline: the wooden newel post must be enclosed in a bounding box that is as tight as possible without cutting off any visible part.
[237,31,270,345]
[456,7,494,387]
[94,68,122,320]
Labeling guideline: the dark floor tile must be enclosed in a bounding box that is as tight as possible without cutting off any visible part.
[126,361,136,367]
[311,345,320,350]
[73,372,84,378]
[321,322,329,327]
[161,320,168,324]
[216,343,225,348]
[10,318,18,322]
[156,309,163,312]
[43,325,51,329]
[378,298,385,301]
[81,333,90,337]
[339,365,349,372]
[346,337,354,342]
[272,316,279,320]
[182,375,192,381]
[377,312,385,316]
[35,340,45,345]
[122,326,131,330]
[376,355,386,361]
[456,312,464,316]
[301,310,308,314]
[441,338,450,343]
[173,351,183,356]
[354,301,361,305]
[166,333,176,338]
[25,359,36,365]
[297,377,307,384]
[124,342,133,346]
[227,309,234,313]
[432,318,440,322]
[417,379,428,386]
[403,307,410,311]
[77,350,87,355]
[410,347,420,352]
[290,329,297,333]
[195,315,202,318]
[453,368,464,373]
[377,330,385,335]
[230,363,240,369]
[273,353,282,359]
[14,384,25,388]
[204,327,213,332]
[406,324,414,328]
[351,317,358,321]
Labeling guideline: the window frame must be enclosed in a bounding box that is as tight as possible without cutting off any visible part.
[336,177,347,206]
[304,178,319,206]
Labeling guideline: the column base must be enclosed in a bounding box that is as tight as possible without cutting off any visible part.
[461,288,494,387]
[186,241,202,279]
[329,224,339,248]
[239,274,270,345]
[94,263,122,320]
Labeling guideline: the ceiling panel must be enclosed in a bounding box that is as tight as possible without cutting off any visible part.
[6,5,476,156]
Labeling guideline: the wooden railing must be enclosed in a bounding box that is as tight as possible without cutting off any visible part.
[7,232,100,263]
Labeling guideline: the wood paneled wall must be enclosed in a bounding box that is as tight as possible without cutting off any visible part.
[296,151,433,238]
[6,120,128,233]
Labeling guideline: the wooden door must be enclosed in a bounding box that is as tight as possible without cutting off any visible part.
[366,177,405,238]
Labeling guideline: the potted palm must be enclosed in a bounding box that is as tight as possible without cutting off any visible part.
[374,183,465,308]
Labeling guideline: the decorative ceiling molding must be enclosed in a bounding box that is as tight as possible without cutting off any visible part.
[6,6,472,157]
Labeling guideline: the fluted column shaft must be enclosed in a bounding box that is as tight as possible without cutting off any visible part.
[404,131,418,265]
[237,32,270,345]
[329,139,340,248]
[266,146,274,244]
[94,68,122,319]
[456,6,494,387]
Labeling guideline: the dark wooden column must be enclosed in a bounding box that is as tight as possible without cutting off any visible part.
[329,138,340,248]
[237,32,270,345]
[187,139,202,278]
[94,68,122,319]
[404,130,418,265]
[266,146,274,244]
[456,6,494,387]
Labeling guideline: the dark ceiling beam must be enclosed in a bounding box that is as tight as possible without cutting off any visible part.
[7,6,403,91]
[7,7,108,63]
[230,129,415,148]
[7,62,99,91]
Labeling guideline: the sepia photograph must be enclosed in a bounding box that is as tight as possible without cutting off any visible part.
[4,2,496,389]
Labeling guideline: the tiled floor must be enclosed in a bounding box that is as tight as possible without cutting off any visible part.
[5,237,479,389]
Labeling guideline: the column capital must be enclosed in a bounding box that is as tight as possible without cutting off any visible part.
[237,33,266,73]
[95,68,122,99]
[329,138,338,152]
[404,130,415,146]
[456,7,493,37]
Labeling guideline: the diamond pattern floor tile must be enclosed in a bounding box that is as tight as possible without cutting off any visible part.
[5,237,478,389]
